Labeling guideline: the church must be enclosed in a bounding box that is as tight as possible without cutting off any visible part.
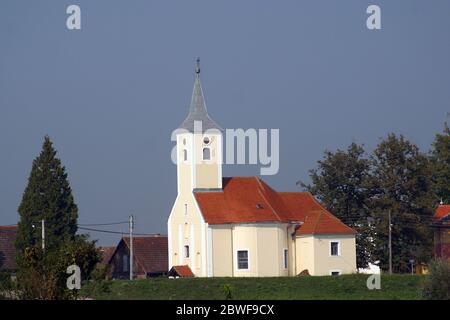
[167,61,357,277]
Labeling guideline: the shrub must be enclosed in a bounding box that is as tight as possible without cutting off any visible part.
[222,284,234,300]
[0,271,15,299]
[422,259,450,300]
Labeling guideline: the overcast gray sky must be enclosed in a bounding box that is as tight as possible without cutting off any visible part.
[1,0,449,245]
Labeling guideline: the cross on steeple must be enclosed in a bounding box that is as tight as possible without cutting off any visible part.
[195,57,201,76]
[178,58,222,133]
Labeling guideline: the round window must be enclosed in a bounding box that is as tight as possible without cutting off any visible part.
[203,136,210,145]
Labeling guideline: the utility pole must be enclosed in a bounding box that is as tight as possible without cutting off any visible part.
[388,210,392,275]
[41,219,45,253]
[129,215,134,281]
[410,259,415,275]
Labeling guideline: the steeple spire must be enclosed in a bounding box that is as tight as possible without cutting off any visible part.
[178,59,222,133]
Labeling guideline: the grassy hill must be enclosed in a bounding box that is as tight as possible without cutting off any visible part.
[81,274,424,300]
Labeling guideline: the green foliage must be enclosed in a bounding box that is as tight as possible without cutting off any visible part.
[90,264,112,281]
[0,271,15,299]
[16,136,78,265]
[16,236,101,300]
[369,134,434,273]
[14,136,100,299]
[422,259,450,300]
[80,275,424,300]
[81,279,112,298]
[299,142,374,268]
[430,122,450,203]
[56,235,102,281]
[222,284,234,300]
[303,133,439,273]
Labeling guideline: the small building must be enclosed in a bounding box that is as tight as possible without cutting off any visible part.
[432,204,450,261]
[0,226,18,273]
[168,265,195,278]
[108,235,168,279]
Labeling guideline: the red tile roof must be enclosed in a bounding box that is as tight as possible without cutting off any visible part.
[120,236,168,274]
[194,177,355,235]
[279,192,356,235]
[169,265,195,277]
[434,205,450,221]
[0,226,18,271]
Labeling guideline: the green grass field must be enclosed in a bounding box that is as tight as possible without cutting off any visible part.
[81,274,425,300]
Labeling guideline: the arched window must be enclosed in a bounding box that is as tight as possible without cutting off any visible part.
[203,147,211,160]
[183,149,187,162]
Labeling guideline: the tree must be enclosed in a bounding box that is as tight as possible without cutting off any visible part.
[299,142,374,269]
[430,122,450,204]
[369,134,434,273]
[17,236,101,300]
[16,136,78,264]
[422,259,450,300]
[15,136,100,299]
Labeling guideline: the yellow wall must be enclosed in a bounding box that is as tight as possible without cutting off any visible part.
[209,223,290,277]
[168,192,206,276]
[211,225,233,276]
[312,235,357,275]
[295,235,315,275]
[168,132,222,277]
[193,133,222,189]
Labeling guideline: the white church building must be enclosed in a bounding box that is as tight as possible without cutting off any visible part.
[167,61,357,277]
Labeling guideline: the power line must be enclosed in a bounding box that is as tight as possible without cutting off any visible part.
[78,226,125,235]
[78,226,159,236]
[78,221,129,227]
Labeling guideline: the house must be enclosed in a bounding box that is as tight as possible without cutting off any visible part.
[107,235,168,279]
[168,265,195,278]
[167,61,357,277]
[0,226,18,273]
[432,204,450,260]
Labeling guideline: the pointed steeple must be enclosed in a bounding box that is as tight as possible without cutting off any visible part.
[178,58,222,132]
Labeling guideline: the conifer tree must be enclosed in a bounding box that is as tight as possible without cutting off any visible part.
[430,122,450,203]
[16,136,78,263]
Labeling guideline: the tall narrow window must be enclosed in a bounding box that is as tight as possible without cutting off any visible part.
[203,147,211,160]
[184,245,190,258]
[184,223,189,239]
[283,249,288,269]
[183,149,187,162]
[184,204,188,216]
[123,254,128,272]
[237,250,249,270]
[330,241,340,256]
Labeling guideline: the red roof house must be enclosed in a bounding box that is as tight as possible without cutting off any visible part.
[108,235,168,279]
[0,226,18,272]
[432,204,450,260]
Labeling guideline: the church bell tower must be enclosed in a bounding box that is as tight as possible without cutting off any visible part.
[175,59,223,194]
